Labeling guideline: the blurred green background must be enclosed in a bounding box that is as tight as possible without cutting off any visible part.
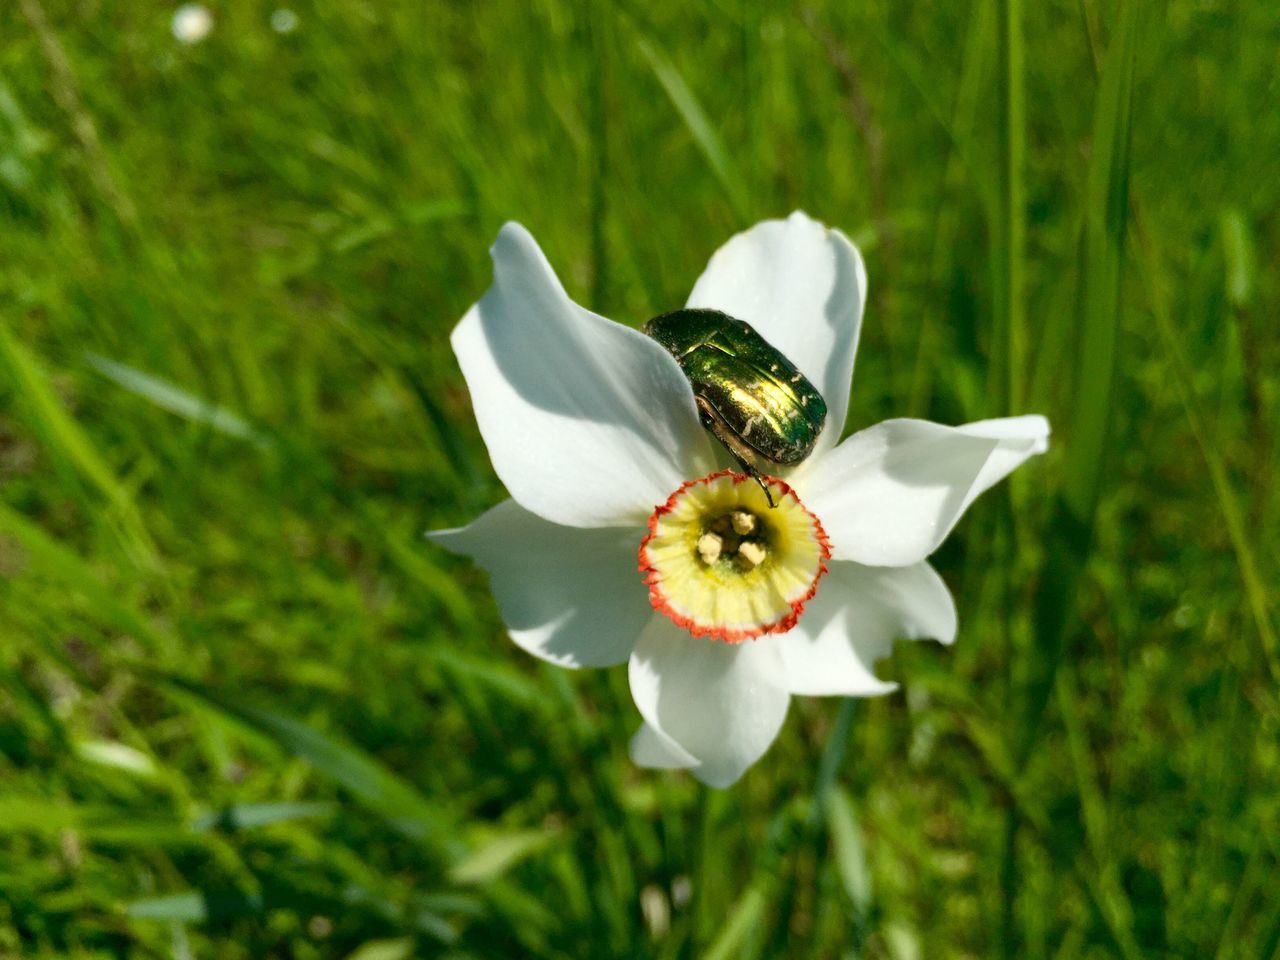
[1,0,1277,957]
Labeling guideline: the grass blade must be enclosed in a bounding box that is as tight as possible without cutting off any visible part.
[0,500,167,652]
[448,828,562,886]
[1064,0,1139,522]
[127,892,236,922]
[0,321,154,559]
[999,0,1028,410]
[85,352,271,448]
[1132,214,1279,677]
[156,676,458,860]
[823,786,872,919]
[703,886,765,960]
[343,940,415,960]
[636,37,750,219]
[1019,0,1141,763]
[191,801,337,832]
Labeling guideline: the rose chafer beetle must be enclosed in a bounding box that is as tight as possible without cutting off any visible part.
[644,309,828,505]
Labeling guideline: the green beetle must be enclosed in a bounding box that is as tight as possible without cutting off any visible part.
[644,309,827,501]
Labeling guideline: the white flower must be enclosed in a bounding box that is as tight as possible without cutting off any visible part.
[431,212,1049,787]
[172,4,214,44]
[270,9,300,34]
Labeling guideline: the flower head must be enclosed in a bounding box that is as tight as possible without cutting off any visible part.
[172,3,214,44]
[270,9,300,33]
[432,212,1048,787]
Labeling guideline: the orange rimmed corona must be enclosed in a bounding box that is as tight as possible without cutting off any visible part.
[640,471,831,642]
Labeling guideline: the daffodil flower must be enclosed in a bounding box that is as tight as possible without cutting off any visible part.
[432,212,1048,787]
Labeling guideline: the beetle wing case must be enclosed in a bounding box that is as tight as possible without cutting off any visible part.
[643,309,827,467]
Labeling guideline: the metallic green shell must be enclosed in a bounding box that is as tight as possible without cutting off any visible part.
[643,309,827,467]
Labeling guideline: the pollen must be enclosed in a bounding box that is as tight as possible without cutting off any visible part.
[639,471,831,643]
[738,540,767,568]
[697,532,724,564]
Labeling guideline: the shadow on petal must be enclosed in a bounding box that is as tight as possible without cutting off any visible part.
[780,560,956,697]
[452,223,713,526]
[431,500,650,668]
[629,617,790,787]
[802,416,1049,566]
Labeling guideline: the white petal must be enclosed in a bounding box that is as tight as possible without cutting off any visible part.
[628,617,790,788]
[453,223,713,528]
[686,211,867,459]
[629,723,698,769]
[429,500,648,668]
[781,561,956,697]
[803,415,1050,566]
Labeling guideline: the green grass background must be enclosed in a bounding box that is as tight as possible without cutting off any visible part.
[1,0,1277,957]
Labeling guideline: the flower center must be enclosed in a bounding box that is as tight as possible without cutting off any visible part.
[639,471,831,643]
[696,509,769,569]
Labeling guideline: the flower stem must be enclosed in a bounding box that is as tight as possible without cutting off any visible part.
[810,697,856,824]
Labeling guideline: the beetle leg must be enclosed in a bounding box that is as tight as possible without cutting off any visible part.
[756,474,776,509]
[738,460,776,509]
[695,398,777,507]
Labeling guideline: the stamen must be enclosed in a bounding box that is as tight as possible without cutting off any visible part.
[730,511,756,535]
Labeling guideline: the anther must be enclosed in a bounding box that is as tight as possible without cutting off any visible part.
[738,541,767,568]
[730,511,756,535]
[697,532,724,565]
